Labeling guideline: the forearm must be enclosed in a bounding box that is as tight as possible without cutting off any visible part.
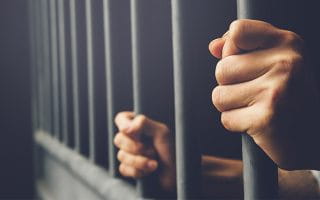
[201,155,243,199]
[279,169,320,199]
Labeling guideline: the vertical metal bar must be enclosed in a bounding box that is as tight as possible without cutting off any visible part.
[130,0,174,198]
[70,0,81,151]
[102,0,133,177]
[171,1,202,199]
[41,0,53,135]
[57,0,69,144]
[85,0,107,164]
[49,0,61,139]
[35,0,45,132]
[70,0,90,155]
[85,0,95,162]
[237,0,278,199]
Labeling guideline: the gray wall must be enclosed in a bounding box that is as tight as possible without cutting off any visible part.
[0,0,34,198]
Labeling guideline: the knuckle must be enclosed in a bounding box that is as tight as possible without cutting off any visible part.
[212,86,225,112]
[119,164,127,176]
[282,31,304,47]
[117,150,125,162]
[136,114,147,127]
[215,57,234,85]
[229,19,247,35]
[274,53,303,76]
[113,133,121,147]
[221,112,232,131]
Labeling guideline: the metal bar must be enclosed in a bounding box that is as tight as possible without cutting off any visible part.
[35,0,45,131]
[102,0,133,177]
[85,0,108,164]
[57,0,69,145]
[49,0,61,139]
[171,1,201,199]
[130,0,174,198]
[70,0,90,156]
[237,0,278,199]
[41,0,53,135]
[85,0,95,162]
[70,0,81,152]
[171,0,233,198]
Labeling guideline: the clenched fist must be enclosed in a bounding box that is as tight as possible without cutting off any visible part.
[210,19,320,170]
[114,112,176,191]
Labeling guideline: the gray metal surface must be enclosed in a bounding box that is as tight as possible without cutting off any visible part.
[49,0,61,139]
[40,0,52,134]
[85,0,96,162]
[69,0,80,152]
[57,0,69,145]
[102,0,133,177]
[237,0,278,199]
[69,0,89,156]
[35,131,137,200]
[130,0,174,198]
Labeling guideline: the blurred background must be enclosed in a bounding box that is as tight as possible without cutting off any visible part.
[0,0,34,199]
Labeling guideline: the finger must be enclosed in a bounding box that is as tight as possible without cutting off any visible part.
[117,150,158,172]
[119,163,145,178]
[209,37,226,59]
[126,114,160,137]
[222,19,282,58]
[212,80,262,112]
[220,105,268,134]
[215,48,275,85]
[114,133,156,156]
[114,111,135,131]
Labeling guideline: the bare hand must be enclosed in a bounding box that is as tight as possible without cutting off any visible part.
[209,19,320,170]
[114,111,176,190]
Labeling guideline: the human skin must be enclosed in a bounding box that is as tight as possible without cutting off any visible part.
[210,19,320,170]
[114,112,320,198]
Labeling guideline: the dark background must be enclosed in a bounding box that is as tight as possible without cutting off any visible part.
[0,0,34,198]
[0,0,320,199]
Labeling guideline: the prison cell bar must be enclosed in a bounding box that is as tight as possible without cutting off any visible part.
[102,0,133,177]
[130,0,156,198]
[69,0,90,156]
[69,0,81,152]
[41,0,54,135]
[171,0,204,199]
[85,0,108,165]
[130,0,175,198]
[237,0,279,199]
[57,0,70,145]
[85,0,96,162]
[49,0,61,140]
[35,0,44,131]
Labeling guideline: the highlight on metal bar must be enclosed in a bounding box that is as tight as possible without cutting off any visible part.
[85,0,96,162]
[85,0,108,164]
[130,0,174,198]
[69,0,89,156]
[41,0,53,135]
[237,0,278,199]
[49,0,61,140]
[57,0,70,145]
[170,0,211,199]
[102,0,133,177]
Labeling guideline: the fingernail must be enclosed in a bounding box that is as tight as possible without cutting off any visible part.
[148,160,158,170]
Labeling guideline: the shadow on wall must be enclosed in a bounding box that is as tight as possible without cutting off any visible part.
[0,0,34,198]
